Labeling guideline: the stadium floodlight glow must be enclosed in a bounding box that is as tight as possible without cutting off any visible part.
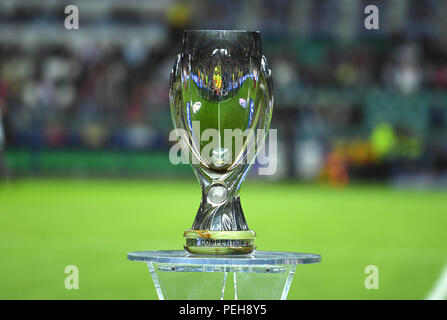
[169,30,273,254]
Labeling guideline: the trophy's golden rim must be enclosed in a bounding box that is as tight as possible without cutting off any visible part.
[184,229,256,240]
[183,230,256,255]
[184,245,256,255]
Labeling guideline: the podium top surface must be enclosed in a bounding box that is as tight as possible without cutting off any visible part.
[127,250,321,266]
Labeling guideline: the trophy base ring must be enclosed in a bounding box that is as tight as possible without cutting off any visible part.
[184,245,256,255]
[184,229,256,255]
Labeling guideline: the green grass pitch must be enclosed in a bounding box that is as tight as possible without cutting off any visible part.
[0,178,446,299]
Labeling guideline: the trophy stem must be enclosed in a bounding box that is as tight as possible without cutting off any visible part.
[192,193,250,230]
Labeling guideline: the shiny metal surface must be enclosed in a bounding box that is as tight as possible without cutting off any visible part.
[169,30,273,232]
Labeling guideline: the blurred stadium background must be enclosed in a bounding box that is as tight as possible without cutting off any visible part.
[0,0,446,299]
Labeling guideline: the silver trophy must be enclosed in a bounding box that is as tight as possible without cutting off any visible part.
[169,30,273,254]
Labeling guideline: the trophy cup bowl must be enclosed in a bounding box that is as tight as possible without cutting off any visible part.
[169,30,273,255]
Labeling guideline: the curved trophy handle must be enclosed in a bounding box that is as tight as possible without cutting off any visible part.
[261,55,274,114]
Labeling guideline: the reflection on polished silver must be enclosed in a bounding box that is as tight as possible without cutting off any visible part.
[211,147,230,168]
[169,30,273,237]
[208,184,228,204]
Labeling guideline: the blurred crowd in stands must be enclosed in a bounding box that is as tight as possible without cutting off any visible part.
[0,0,446,183]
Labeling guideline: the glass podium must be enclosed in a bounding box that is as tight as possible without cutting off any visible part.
[127,250,321,300]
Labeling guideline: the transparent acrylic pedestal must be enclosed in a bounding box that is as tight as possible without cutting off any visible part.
[127,250,321,300]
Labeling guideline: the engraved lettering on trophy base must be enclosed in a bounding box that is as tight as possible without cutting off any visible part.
[184,229,256,255]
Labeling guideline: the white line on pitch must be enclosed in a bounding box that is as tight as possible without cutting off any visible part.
[426,262,447,300]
